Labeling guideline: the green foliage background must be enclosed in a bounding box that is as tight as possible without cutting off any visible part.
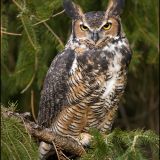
[1,0,159,135]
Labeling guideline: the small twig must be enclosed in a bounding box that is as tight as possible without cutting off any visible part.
[52,141,60,160]
[60,151,71,160]
[12,0,23,11]
[31,90,37,123]
[52,10,65,18]
[33,18,50,26]
[130,134,151,152]
[52,141,71,160]
[20,73,35,94]
[131,135,139,152]
[1,30,22,36]
[33,10,65,26]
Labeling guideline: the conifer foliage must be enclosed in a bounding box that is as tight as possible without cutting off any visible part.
[1,106,38,160]
[1,0,65,107]
[81,129,159,160]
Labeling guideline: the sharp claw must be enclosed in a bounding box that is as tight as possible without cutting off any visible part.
[79,133,93,146]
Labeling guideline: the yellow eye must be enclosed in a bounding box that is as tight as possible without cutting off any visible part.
[102,22,112,30]
[80,24,88,31]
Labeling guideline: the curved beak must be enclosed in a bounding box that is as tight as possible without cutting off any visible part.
[91,32,99,43]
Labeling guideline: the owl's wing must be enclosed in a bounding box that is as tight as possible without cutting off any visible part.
[37,49,75,128]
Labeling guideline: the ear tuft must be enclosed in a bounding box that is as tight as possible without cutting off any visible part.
[105,0,124,18]
[63,0,84,19]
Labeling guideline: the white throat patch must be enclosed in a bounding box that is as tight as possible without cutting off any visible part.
[70,57,78,74]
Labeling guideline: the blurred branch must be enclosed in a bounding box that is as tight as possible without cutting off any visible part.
[1,27,6,31]
[20,73,36,94]
[12,0,23,11]
[1,30,22,36]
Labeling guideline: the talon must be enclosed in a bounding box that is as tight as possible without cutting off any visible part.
[79,133,93,146]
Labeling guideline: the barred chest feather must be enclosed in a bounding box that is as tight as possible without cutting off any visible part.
[69,40,130,101]
[52,40,131,136]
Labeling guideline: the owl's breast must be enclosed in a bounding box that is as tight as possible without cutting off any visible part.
[69,48,128,101]
[51,48,129,137]
[76,50,110,73]
[74,51,125,85]
[66,49,128,130]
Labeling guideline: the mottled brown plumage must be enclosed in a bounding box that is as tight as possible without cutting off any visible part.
[38,0,131,159]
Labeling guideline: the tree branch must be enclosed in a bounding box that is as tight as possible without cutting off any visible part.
[2,108,85,157]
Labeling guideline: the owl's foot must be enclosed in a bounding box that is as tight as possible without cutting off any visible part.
[39,141,53,160]
[55,134,86,155]
[64,133,92,147]
[79,132,93,146]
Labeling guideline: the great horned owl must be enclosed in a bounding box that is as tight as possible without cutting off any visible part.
[38,0,131,159]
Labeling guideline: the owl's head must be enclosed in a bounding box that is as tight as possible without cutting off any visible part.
[63,0,125,49]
